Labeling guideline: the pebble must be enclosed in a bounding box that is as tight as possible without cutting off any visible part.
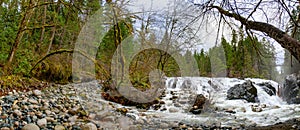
[28,99,38,104]
[37,118,47,127]
[68,116,78,122]
[81,123,97,130]
[54,125,65,130]
[13,109,22,116]
[169,107,179,113]
[33,90,42,96]
[0,127,10,130]
[22,123,40,130]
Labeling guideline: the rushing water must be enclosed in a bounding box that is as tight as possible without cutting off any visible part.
[147,77,300,127]
[76,77,300,127]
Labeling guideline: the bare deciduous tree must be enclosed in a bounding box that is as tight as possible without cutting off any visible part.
[191,0,300,62]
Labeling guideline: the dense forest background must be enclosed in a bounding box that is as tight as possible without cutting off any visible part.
[0,0,298,90]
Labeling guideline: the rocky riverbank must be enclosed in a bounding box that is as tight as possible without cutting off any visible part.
[1,80,300,130]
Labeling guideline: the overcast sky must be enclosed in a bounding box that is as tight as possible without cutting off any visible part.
[125,0,287,70]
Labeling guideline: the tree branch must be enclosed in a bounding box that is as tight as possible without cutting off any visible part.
[211,5,300,61]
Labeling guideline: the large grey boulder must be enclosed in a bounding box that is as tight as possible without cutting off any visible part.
[227,80,259,103]
[280,73,300,104]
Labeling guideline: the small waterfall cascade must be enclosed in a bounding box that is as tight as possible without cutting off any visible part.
[75,77,300,127]
[155,77,298,126]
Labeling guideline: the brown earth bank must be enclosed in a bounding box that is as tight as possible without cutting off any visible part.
[0,75,50,97]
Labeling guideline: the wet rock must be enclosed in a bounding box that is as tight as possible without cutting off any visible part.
[174,103,181,107]
[251,105,263,112]
[225,108,236,114]
[169,107,179,113]
[22,124,40,130]
[257,82,276,96]
[189,94,206,114]
[227,80,259,103]
[280,73,300,104]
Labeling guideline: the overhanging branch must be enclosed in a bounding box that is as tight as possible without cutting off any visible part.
[210,5,300,62]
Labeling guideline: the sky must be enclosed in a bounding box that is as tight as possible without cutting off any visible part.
[125,0,290,72]
[127,0,232,51]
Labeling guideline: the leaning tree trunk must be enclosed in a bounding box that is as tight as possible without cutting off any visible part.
[212,6,300,62]
[5,0,35,74]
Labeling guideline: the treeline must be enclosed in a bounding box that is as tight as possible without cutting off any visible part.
[191,32,278,80]
[0,0,279,86]
[0,0,102,82]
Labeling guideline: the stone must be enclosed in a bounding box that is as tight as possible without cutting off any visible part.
[251,106,263,112]
[54,125,65,130]
[227,80,259,103]
[0,127,10,130]
[37,118,47,127]
[129,125,142,130]
[13,109,22,116]
[35,111,43,118]
[280,73,300,104]
[136,119,144,124]
[28,99,38,104]
[169,107,179,113]
[33,90,42,96]
[257,82,276,96]
[12,104,20,109]
[81,123,97,130]
[189,94,206,114]
[101,116,115,122]
[45,110,52,115]
[118,117,133,130]
[68,116,78,122]
[14,121,20,127]
[174,103,181,107]
[160,123,169,128]
[22,124,40,130]
[45,117,55,122]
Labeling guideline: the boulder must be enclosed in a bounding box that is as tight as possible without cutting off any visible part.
[280,73,300,104]
[189,94,206,114]
[227,80,259,103]
[257,82,276,96]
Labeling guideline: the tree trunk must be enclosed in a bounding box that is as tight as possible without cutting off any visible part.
[212,6,300,62]
[46,0,60,54]
[5,0,34,73]
[38,0,47,52]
